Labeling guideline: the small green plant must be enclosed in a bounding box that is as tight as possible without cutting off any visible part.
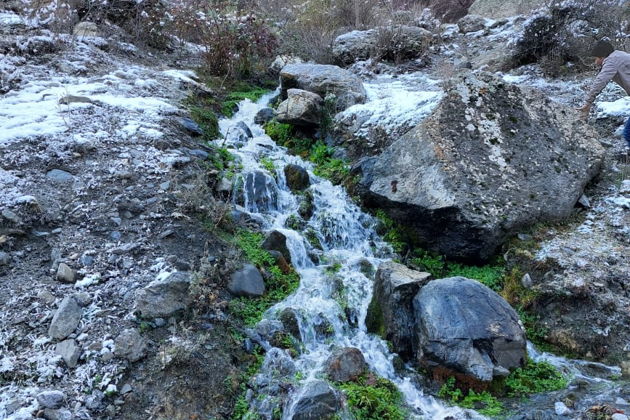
[375,210,408,254]
[339,375,406,420]
[264,121,294,144]
[438,378,503,417]
[189,105,220,140]
[228,230,300,326]
[208,145,235,171]
[260,157,275,174]
[325,262,342,274]
[504,359,568,397]
[222,84,271,117]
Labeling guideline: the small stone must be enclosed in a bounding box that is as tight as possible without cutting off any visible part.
[612,415,629,420]
[73,21,99,37]
[48,296,82,340]
[37,390,66,409]
[56,263,75,283]
[38,290,56,304]
[114,329,147,362]
[101,350,114,362]
[46,169,74,183]
[0,251,10,266]
[154,318,166,327]
[110,231,122,241]
[120,384,133,394]
[577,194,591,208]
[284,164,310,192]
[554,401,571,416]
[134,272,192,319]
[1,209,21,224]
[42,408,73,420]
[216,177,232,194]
[521,273,533,289]
[228,264,265,297]
[179,117,203,136]
[73,292,91,307]
[55,339,81,368]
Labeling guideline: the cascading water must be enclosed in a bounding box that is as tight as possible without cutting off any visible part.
[217,83,626,419]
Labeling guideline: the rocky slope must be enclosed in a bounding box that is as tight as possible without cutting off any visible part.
[0,11,248,420]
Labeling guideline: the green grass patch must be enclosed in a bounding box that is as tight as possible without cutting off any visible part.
[438,378,503,417]
[263,122,351,186]
[228,230,300,326]
[188,105,220,140]
[504,359,568,397]
[222,83,271,117]
[260,157,275,174]
[338,375,406,420]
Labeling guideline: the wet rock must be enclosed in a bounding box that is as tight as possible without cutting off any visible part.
[235,121,253,138]
[0,251,9,266]
[268,250,292,274]
[73,21,99,37]
[357,72,604,261]
[284,164,310,192]
[458,14,488,33]
[414,277,526,382]
[276,89,323,126]
[285,214,306,231]
[254,319,285,345]
[280,63,366,111]
[254,107,275,125]
[291,380,341,420]
[324,347,367,383]
[46,169,74,183]
[114,329,147,362]
[48,296,82,340]
[279,308,301,339]
[37,390,65,409]
[179,117,203,136]
[55,339,81,368]
[554,401,571,415]
[56,263,75,283]
[216,177,233,194]
[298,190,315,220]
[228,264,265,297]
[262,230,292,265]
[236,171,278,211]
[134,272,192,319]
[366,262,431,359]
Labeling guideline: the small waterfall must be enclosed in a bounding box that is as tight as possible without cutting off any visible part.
[217,90,624,419]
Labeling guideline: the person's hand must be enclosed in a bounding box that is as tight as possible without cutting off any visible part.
[576,104,591,120]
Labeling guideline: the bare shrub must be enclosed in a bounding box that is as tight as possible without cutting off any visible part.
[417,0,475,23]
[510,0,629,74]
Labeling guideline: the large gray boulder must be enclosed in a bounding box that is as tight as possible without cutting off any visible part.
[357,72,604,261]
[276,89,323,126]
[333,26,433,66]
[134,272,192,319]
[413,277,526,381]
[325,347,367,383]
[279,63,367,111]
[457,14,488,33]
[366,262,431,359]
[290,380,341,420]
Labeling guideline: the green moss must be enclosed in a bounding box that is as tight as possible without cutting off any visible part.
[264,121,294,144]
[365,297,386,338]
[438,378,503,417]
[260,157,275,174]
[374,210,408,254]
[338,375,406,420]
[222,84,271,117]
[189,105,220,140]
[228,230,300,326]
[504,359,568,397]
[208,145,236,171]
[325,262,342,274]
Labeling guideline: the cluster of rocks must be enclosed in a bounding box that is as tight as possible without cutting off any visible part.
[367,262,526,384]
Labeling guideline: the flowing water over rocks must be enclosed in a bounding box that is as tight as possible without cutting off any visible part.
[218,90,627,418]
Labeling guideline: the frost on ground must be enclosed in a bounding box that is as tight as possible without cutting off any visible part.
[0,11,227,419]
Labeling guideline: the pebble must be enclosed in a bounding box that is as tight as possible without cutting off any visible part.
[612,415,629,420]
[46,169,75,183]
[56,263,75,283]
[554,401,571,415]
[521,273,533,288]
[1,209,21,224]
[0,251,10,266]
[110,231,122,240]
[37,390,66,409]
[120,384,133,394]
[114,329,147,362]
